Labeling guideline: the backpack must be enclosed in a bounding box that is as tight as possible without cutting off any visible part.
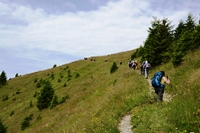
[151,71,165,88]
[145,63,150,68]
[153,72,163,81]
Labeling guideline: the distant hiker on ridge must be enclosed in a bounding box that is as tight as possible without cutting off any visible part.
[151,71,170,102]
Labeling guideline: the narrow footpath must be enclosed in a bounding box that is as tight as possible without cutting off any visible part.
[118,77,173,133]
[118,114,133,133]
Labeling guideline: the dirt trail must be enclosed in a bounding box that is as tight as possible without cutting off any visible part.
[118,114,133,133]
[118,77,173,132]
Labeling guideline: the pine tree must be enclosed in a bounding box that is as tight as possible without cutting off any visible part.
[36,81,54,110]
[174,20,186,41]
[0,71,7,86]
[185,13,196,31]
[142,17,173,66]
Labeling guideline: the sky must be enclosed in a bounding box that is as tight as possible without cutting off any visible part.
[0,0,200,79]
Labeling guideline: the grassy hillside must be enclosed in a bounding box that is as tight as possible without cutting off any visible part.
[0,48,200,133]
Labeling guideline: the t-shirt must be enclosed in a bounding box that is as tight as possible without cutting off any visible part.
[161,77,165,84]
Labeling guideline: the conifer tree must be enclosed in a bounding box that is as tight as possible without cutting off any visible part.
[0,71,7,86]
[142,17,173,66]
[185,13,196,31]
[36,81,54,110]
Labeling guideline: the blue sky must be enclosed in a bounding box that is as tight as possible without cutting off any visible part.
[0,0,200,78]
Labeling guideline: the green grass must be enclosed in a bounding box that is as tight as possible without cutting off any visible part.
[0,49,200,133]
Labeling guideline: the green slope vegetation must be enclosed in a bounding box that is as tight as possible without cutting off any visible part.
[0,48,200,133]
[0,50,148,133]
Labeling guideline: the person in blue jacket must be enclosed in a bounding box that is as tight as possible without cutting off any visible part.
[151,71,170,101]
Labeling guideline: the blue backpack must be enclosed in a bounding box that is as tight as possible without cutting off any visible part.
[151,71,165,88]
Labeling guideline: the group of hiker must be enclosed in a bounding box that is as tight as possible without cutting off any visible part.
[128,60,151,79]
[128,60,138,69]
[128,59,171,102]
[84,57,171,102]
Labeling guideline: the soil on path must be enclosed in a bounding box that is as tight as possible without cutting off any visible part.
[118,114,133,133]
[118,77,173,132]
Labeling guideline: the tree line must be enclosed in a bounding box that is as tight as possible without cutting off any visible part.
[132,13,200,67]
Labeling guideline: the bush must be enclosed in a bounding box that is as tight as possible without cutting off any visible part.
[75,73,80,78]
[36,115,42,120]
[63,83,67,87]
[53,64,57,68]
[110,62,118,73]
[34,78,38,83]
[172,51,184,67]
[0,118,7,133]
[29,100,33,108]
[59,95,69,104]
[50,95,58,109]
[2,94,8,101]
[15,73,18,78]
[20,114,33,130]
[57,79,62,83]
[10,110,15,116]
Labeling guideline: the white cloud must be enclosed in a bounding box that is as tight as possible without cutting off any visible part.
[3,0,152,57]
[0,0,199,78]
[0,2,11,15]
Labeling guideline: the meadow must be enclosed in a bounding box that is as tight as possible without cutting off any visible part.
[0,48,200,133]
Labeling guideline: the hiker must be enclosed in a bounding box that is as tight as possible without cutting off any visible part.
[134,60,138,69]
[128,60,132,68]
[132,61,137,70]
[120,60,122,65]
[143,61,151,79]
[140,61,145,74]
[151,71,170,102]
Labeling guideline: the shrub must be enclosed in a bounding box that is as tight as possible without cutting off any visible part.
[59,95,69,104]
[34,78,38,83]
[10,110,15,116]
[50,95,58,109]
[53,64,57,68]
[0,118,7,133]
[36,115,42,120]
[63,83,67,87]
[75,73,80,78]
[16,89,21,94]
[57,79,62,83]
[15,73,18,78]
[29,100,33,108]
[20,114,33,130]
[2,94,9,101]
[51,73,54,80]
[110,62,118,73]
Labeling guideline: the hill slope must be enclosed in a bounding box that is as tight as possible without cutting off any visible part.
[0,48,200,133]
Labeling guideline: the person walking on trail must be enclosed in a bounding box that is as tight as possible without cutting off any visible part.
[143,61,151,79]
[151,71,170,102]
[140,61,145,74]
